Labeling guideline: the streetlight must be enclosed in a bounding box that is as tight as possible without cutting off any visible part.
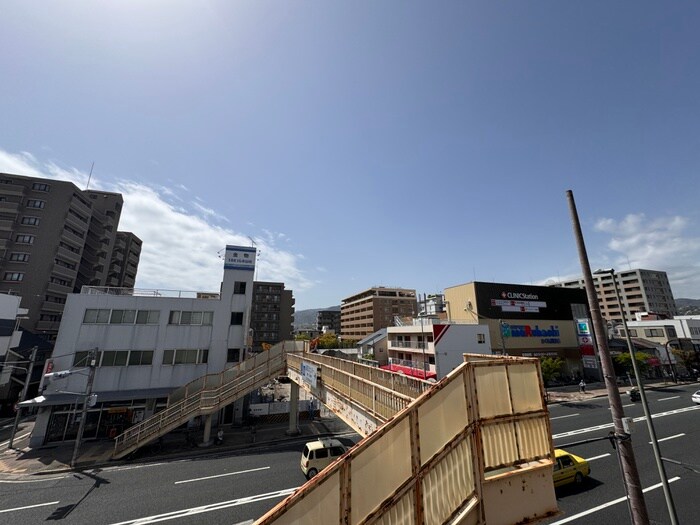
[44,348,98,468]
[595,268,679,525]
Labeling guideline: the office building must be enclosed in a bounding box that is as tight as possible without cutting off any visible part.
[0,173,141,339]
[340,287,417,341]
[554,269,677,323]
[25,245,257,446]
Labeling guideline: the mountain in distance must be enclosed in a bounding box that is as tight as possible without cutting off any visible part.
[294,306,340,329]
[676,298,700,316]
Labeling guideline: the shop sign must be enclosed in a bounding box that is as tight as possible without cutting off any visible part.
[505,324,561,344]
[301,361,318,388]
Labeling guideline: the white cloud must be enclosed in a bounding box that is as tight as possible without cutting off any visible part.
[594,213,700,298]
[0,149,314,295]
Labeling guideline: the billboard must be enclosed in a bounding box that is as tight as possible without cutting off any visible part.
[224,245,256,271]
[474,282,588,321]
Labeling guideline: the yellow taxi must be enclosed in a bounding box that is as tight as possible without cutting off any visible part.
[553,448,590,487]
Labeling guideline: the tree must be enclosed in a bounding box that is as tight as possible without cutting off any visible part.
[318,332,339,349]
[672,348,700,374]
[540,357,564,386]
[614,351,652,378]
[295,333,310,341]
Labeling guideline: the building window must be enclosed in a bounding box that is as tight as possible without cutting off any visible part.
[26,199,45,209]
[477,333,486,344]
[15,234,34,244]
[644,328,664,337]
[32,182,50,192]
[168,311,214,325]
[83,309,111,324]
[50,276,71,287]
[110,310,137,324]
[21,216,40,226]
[128,350,154,366]
[666,327,677,338]
[162,349,209,365]
[234,281,247,294]
[9,253,30,262]
[231,312,244,325]
[136,310,160,324]
[101,351,129,366]
[227,348,241,362]
[3,272,24,281]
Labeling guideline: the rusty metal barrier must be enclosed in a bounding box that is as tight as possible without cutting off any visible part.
[255,353,557,525]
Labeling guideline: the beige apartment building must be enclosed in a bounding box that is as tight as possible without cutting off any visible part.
[341,287,417,341]
[554,268,677,323]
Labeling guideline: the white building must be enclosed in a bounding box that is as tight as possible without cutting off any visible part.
[27,245,257,447]
[0,294,28,414]
[384,319,493,379]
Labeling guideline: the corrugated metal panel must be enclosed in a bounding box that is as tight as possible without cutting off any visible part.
[507,363,543,413]
[422,439,477,525]
[481,421,518,470]
[418,375,468,466]
[370,489,416,525]
[515,416,551,460]
[351,418,412,525]
[271,471,341,525]
[474,366,512,418]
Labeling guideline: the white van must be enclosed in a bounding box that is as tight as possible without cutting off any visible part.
[300,438,347,479]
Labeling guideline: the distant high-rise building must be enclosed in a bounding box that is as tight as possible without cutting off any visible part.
[0,173,141,339]
[316,308,340,333]
[341,287,417,341]
[250,281,294,352]
[554,269,677,323]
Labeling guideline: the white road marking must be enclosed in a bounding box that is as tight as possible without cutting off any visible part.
[0,432,31,448]
[585,453,610,462]
[109,487,299,524]
[99,463,166,473]
[658,396,680,401]
[654,433,685,443]
[0,501,60,513]
[550,414,579,420]
[0,476,69,484]
[553,405,700,440]
[174,466,270,484]
[609,404,635,409]
[549,477,680,524]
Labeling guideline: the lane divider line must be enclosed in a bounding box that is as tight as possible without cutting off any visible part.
[175,466,270,484]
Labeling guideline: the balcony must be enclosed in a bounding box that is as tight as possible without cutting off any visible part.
[47,281,72,295]
[41,301,66,313]
[388,339,433,350]
[57,245,81,264]
[0,201,20,215]
[35,320,61,332]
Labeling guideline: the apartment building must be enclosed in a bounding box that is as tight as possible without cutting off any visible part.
[316,308,340,333]
[0,173,141,339]
[106,232,141,288]
[340,287,417,341]
[250,281,294,352]
[25,245,256,446]
[554,269,677,323]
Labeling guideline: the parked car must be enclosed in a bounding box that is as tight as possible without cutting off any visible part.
[553,449,590,487]
[692,390,700,404]
[300,438,347,479]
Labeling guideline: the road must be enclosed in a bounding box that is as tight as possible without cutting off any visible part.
[544,382,700,524]
[1,385,698,524]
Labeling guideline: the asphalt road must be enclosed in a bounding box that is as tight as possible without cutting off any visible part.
[544,382,700,524]
[1,386,698,525]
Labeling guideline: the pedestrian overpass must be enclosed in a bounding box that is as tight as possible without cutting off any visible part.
[114,343,559,524]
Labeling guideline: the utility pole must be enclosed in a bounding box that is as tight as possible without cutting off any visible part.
[566,190,650,525]
[71,348,97,468]
[9,346,37,449]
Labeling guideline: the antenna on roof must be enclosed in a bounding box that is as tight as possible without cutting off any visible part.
[85,162,95,190]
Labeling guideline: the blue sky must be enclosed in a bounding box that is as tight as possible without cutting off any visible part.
[2,2,699,309]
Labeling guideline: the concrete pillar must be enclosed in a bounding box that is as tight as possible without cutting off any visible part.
[287,381,300,436]
[202,414,213,445]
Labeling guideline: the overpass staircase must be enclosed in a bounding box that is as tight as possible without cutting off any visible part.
[112,344,289,459]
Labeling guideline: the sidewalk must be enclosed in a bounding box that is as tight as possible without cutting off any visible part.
[0,415,351,477]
